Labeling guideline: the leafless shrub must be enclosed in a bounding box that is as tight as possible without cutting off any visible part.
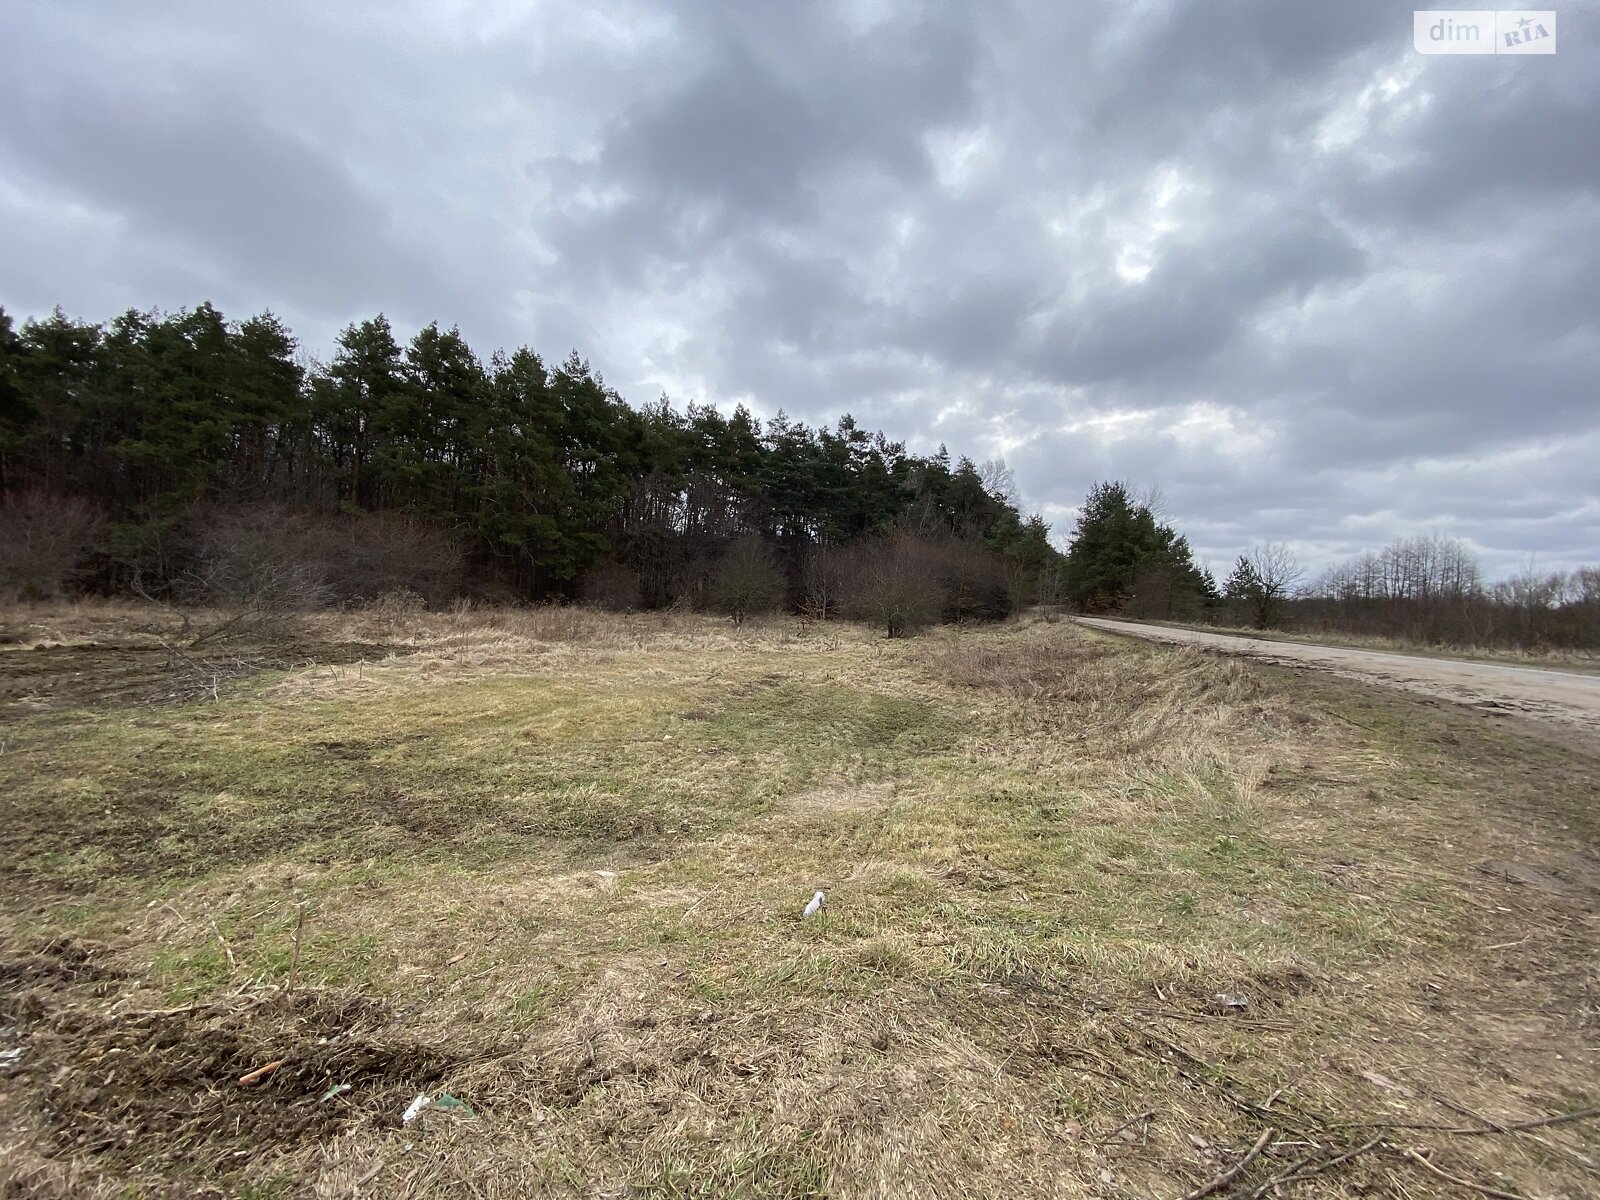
[802,539,848,620]
[313,514,464,607]
[844,535,945,637]
[188,507,336,616]
[936,537,1012,622]
[369,587,427,615]
[0,491,105,600]
[359,587,429,634]
[1002,558,1035,615]
[1035,565,1067,611]
[579,561,643,612]
[144,507,463,649]
[708,535,784,626]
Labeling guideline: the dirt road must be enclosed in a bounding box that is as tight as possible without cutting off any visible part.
[1076,617,1600,741]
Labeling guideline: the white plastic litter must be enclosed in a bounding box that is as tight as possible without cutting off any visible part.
[402,1093,433,1124]
[802,890,825,919]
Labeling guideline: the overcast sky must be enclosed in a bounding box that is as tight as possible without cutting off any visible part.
[3,1,1596,579]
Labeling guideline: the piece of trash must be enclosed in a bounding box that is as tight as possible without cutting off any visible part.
[402,1093,433,1124]
[1214,992,1249,1011]
[802,890,825,919]
[433,1093,476,1117]
[238,1060,283,1085]
[0,1047,25,1069]
[662,734,672,741]
[321,1083,353,1103]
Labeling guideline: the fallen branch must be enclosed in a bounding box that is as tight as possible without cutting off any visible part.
[1422,1092,1600,1176]
[1331,1103,1600,1137]
[1234,1135,1386,1200]
[212,921,237,975]
[1403,1149,1523,1199]
[1137,1006,1295,1032]
[1453,1104,1600,1136]
[1178,1127,1273,1200]
[1134,1026,1314,1131]
[1096,1109,1156,1145]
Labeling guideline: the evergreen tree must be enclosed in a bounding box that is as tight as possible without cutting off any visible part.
[230,312,305,497]
[1063,481,1208,612]
[0,308,28,491]
[318,315,406,508]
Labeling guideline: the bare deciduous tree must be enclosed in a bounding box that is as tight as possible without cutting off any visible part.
[802,537,847,620]
[844,535,945,637]
[978,457,1018,508]
[709,535,784,626]
[1228,542,1304,629]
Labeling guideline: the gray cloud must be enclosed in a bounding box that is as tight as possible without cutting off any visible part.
[2,0,1597,578]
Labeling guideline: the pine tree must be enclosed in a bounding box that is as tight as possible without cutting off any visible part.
[0,308,28,491]
[1063,481,1209,612]
[319,315,406,508]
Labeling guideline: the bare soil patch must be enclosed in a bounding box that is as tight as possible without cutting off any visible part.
[0,937,465,1195]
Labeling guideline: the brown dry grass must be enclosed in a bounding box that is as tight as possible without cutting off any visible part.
[0,604,1596,1198]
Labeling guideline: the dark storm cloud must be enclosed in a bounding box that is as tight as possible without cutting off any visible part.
[2,83,426,315]
[1024,207,1370,384]
[2,0,1597,576]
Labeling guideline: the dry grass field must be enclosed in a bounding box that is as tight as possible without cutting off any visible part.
[1,602,1596,1198]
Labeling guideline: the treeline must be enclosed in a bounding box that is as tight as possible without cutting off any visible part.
[0,303,1062,630]
[1296,534,1599,651]
[1210,534,1597,653]
[1047,484,1597,654]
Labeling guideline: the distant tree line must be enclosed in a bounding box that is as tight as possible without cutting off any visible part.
[1208,533,1595,653]
[0,303,1062,632]
[1053,485,1596,653]
[1297,534,1598,651]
